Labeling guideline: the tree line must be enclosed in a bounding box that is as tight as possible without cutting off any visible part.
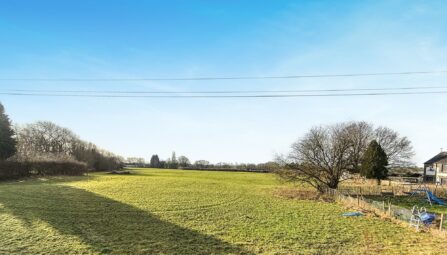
[125,152,279,172]
[0,102,123,179]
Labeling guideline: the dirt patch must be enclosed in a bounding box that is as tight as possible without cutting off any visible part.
[273,187,334,202]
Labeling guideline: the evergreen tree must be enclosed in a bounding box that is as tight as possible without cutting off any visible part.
[170,151,178,169]
[171,151,177,163]
[0,103,16,160]
[360,140,388,185]
[150,154,160,168]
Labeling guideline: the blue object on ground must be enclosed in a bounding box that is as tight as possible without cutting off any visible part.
[426,191,447,206]
[420,213,436,224]
[342,212,363,217]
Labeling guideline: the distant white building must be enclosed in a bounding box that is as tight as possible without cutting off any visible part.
[423,152,447,184]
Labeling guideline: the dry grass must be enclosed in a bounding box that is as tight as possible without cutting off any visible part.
[274,187,338,202]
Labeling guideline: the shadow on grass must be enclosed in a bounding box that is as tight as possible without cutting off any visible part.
[0,184,251,254]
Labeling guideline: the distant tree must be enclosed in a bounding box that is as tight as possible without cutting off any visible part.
[150,155,160,168]
[194,160,210,168]
[167,152,178,169]
[135,158,146,167]
[360,140,388,185]
[171,152,177,163]
[177,156,190,167]
[257,161,280,172]
[0,103,17,160]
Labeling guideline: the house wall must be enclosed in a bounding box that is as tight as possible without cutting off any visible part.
[424,163,436,182]
[424,160,447,184]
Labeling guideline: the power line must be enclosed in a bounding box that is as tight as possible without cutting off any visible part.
[1,70,447,81]
[1,90,447,98]
[2,85,447,94]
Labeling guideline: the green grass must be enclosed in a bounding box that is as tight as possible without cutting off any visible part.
[0,168,446,254]
[364,195,447,215]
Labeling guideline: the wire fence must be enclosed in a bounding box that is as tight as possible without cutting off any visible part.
[325,188,446,233]
[337,184,447,198]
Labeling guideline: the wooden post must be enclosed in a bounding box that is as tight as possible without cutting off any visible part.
[440,214,444,231]
[388,201,392,216]
[382,201,385,211]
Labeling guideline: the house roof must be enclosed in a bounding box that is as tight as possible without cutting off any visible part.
[424,152,447,165]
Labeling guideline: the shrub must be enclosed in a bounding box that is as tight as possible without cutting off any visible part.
[0,160,88,180]
[0,161,31,180]
[29,161,88,176]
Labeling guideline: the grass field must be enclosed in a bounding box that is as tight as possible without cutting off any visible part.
[1,168,447,254]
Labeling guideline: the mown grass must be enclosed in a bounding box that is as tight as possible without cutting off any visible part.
[1,168,446,254]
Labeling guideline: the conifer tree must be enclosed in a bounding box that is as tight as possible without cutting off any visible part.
[360,140,388,185]
[0,103,16,160]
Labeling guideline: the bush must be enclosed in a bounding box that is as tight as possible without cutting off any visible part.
[0,161,31,180]
[0,160,88,180]
[29,161,88,176]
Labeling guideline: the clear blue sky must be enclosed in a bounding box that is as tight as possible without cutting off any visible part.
[1,0,446,164]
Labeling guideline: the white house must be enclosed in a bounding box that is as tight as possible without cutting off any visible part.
[423,152,447,185]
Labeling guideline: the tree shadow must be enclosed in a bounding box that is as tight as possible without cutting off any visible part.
[0,184,251,254]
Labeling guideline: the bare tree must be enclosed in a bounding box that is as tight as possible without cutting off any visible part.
[281,124,352,192]
[177,156,190,167]
[194,160,210,168]
[344,121,414,172]
[279,121,414,191]
[345,121,374,173]
[15,121,78,160]
[373,126,414,167]
[14,121,123,170]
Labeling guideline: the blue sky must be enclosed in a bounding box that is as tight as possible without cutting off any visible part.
[1,0,447,164]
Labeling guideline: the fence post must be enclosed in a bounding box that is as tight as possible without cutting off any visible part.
[388,201,392,216]
[440,214,444,231]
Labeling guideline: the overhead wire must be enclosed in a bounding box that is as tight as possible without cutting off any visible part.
[1,85,447,94]
[0,70,447,81]
[1,90,447,98]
